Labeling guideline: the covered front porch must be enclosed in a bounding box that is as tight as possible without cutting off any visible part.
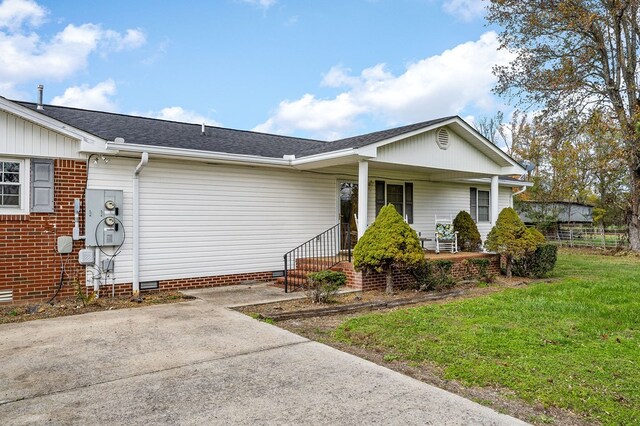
[276,249,501,292]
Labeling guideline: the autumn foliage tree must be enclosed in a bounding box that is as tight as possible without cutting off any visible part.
[487,1,640,249]
[353,204,424,294]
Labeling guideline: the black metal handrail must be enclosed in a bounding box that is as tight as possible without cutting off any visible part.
[283,223,352,293]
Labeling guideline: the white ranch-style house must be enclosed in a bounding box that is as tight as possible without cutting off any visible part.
[0,95,530,302]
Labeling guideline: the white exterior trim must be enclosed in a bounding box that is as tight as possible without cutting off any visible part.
[0,157,29,215]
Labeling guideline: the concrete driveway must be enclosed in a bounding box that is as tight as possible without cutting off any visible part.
[0,284,527,425]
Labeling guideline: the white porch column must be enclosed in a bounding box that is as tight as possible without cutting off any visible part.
[490,175,499,225]
[358,160,369,239]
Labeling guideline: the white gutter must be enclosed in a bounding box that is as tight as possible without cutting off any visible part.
[132,152,149,297]
[106,142,375,168]
[107,142,292,166]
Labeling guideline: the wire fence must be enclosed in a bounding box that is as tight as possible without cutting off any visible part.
[546,226,629,249]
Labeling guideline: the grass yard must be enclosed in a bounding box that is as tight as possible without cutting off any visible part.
[334,250,640,425]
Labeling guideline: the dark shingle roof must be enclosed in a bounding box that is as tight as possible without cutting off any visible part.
[15,100,456,159]
[297,117,456,156]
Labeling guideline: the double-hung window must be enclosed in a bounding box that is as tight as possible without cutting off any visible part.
[0,158,53,214]
[0,160,22,209]
[470,187,490,223]
[375,180,414,223]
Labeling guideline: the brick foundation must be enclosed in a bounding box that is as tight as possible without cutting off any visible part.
[0,159,86,303]
[88,271,275,298]
[335,252,501,291]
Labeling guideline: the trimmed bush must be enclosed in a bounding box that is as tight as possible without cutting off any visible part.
[527,227,546,245]
[408,259,455,291]
[353,204,424,294]
[511,244,558,278]
[453,210,482,251]
[485,208,540,277]
[306,270,347,303]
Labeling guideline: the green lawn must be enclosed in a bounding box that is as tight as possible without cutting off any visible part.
[334,250,640,424]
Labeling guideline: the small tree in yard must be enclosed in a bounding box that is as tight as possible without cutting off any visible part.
[353,204,424,294]
[453,210,482,251]
[485,208,540,278]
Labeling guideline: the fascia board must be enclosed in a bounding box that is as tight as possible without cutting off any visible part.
[0,97,102,144]
[291,148,373,166]
[106,142,292,167]
[461,177,534,187]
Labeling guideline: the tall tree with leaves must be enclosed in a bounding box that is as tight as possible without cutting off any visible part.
[488,1,640,250]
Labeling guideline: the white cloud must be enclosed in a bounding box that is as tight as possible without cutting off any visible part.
[0,1,146,95]
[143,106,221,126]
[255,31,515,139]
[442,0,486,22]
[51,79,117,111]
[101,28,146,52]
[0,0,46,31]
[239,0,276,9]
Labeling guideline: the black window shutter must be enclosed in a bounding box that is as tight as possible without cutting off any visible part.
[31,159,54,213]
[405,182,413,224]
[470,187,477,222]
[375,180,385,216]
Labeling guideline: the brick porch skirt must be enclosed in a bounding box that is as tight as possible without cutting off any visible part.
[333,252,501,291]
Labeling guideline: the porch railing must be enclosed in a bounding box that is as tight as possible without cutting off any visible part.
[283,223,352,293]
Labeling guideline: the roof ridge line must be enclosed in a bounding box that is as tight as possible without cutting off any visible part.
[13,100,330,145]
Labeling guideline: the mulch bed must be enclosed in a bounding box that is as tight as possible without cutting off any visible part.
[0,291,195,324]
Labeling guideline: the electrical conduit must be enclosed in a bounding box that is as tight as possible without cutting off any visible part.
[133,152,149,296]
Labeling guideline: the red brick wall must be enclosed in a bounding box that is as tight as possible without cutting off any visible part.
[87,271,275,298]
[337,254,501,291]
[0,159,86,303]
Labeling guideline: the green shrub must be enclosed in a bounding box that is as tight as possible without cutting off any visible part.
[353,204,424,294]
[306,270,347,303]
[527,227,546,245]
[485,208,540,277]
[453,210,482,251]
[511,244,558,278]
[461,258,493,282]
[408,259,455,291]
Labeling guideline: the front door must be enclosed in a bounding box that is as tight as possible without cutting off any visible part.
[339,182,358,250]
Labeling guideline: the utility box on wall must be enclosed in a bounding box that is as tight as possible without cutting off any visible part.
[85,189,124,247]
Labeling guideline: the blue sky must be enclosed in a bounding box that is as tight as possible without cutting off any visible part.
[0,0,512,140]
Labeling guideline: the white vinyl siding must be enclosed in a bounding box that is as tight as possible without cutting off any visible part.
[0,110,82,159]
[375,127,507,175]
[364,169,512,250]
[88,158,337,283]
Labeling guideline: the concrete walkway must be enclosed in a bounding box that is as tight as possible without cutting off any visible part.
[0,284,528,425]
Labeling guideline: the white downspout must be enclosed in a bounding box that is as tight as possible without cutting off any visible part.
[133,152,149,297]
[511,185,527,208]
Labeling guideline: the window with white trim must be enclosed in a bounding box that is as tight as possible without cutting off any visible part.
[470,187,490,223]
[375,180,413,223]
[0,158,40,215]
[0,161,21,207]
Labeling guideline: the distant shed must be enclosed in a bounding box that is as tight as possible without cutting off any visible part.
[517,201,594,225]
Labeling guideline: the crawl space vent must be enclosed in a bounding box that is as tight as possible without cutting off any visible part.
[436,128,450,150]
[140,281,159,291]
[0,289,13,303]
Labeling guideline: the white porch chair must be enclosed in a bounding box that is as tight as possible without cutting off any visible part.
[434,215,458,254]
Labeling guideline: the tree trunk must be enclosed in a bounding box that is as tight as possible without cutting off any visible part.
[385,268,394,295]
[628,168,640,251]
[505,255,513,278]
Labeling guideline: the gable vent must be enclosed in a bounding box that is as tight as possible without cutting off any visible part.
[436,128,450,150]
